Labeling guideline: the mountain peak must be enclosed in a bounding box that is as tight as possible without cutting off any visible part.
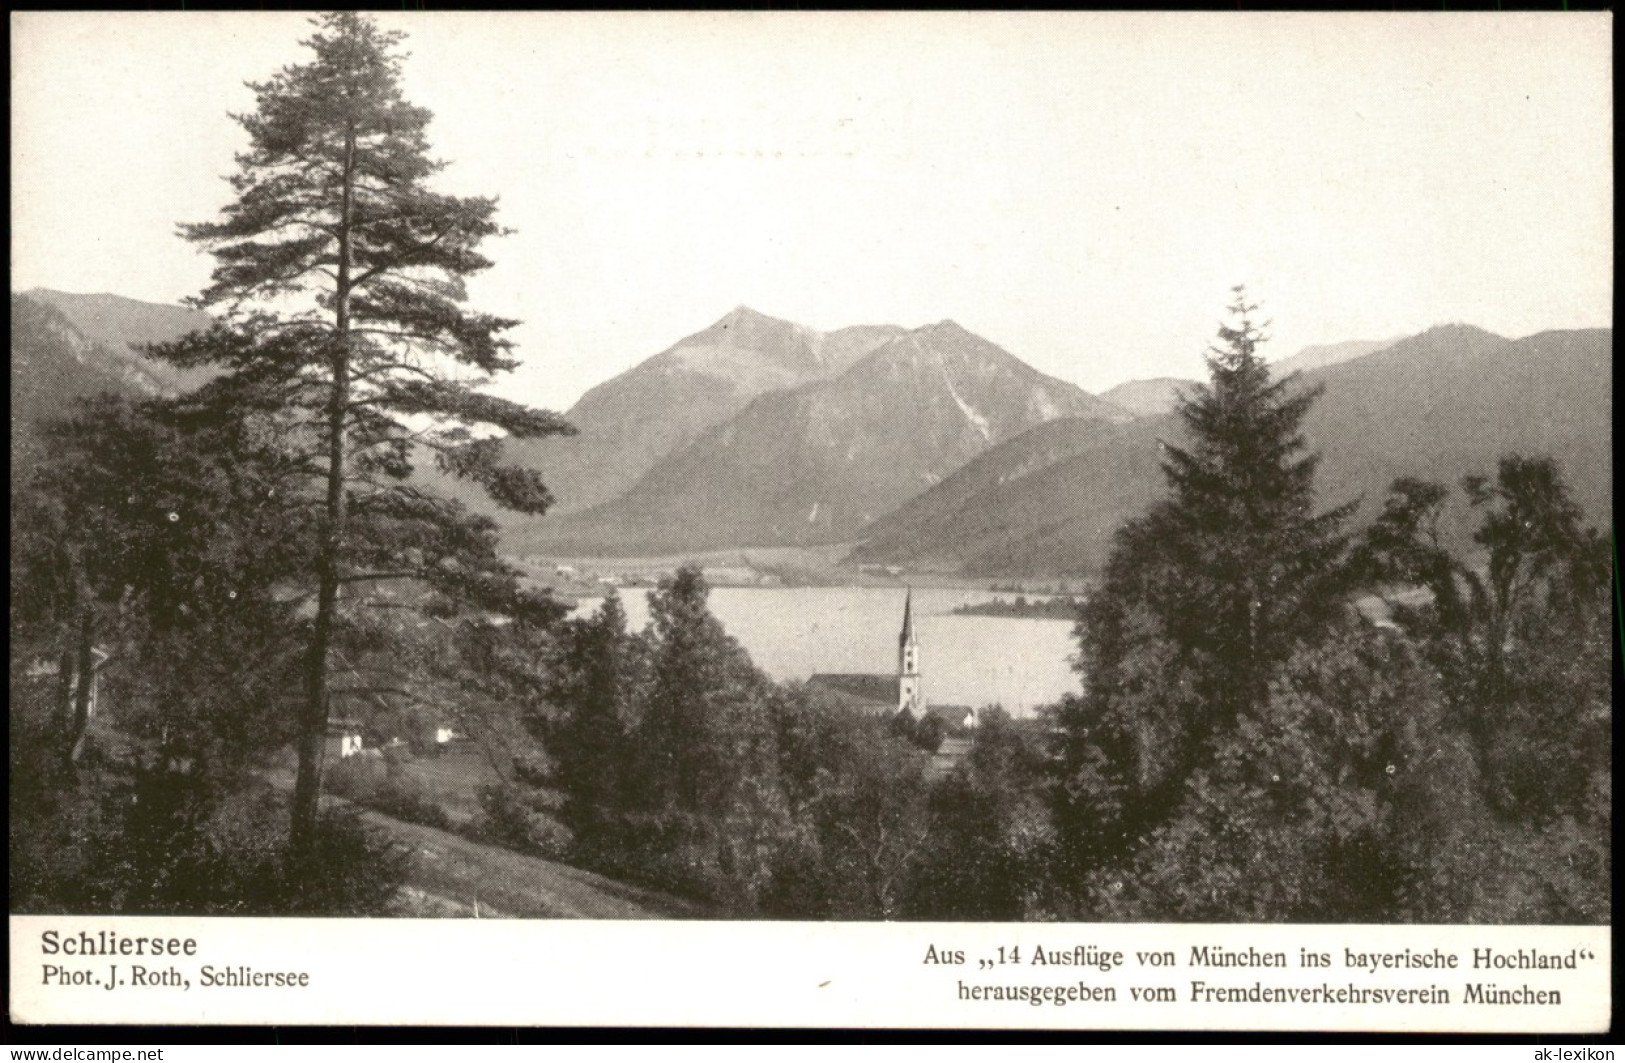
[1418,322,1505,342]
[890,319,992,360]
[697,305,812,348]
[717,304,780,328]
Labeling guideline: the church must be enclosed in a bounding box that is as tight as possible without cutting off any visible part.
[806,590,977,737]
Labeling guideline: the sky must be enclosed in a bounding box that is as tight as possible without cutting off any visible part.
[10,12,1613,411]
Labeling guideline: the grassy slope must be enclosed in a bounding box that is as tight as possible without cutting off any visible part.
[355,806,707,919]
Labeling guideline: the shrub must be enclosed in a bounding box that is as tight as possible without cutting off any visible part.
[911,713,946,754]
[584,809,724,905]
[381,742,415,775]
[475,782,573,860]
[365,778,453,831]
[10,771,409,916]
[283,808,413,916]
[325,753,387,801]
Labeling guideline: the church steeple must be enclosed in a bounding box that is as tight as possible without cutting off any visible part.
[897,588,922,715]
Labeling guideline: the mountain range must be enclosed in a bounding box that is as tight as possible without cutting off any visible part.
[511,317,1129,554]
[502,307,910,514]
[11,289,1611,578]
[851,324,1612,574]
[1095,337,1401,419]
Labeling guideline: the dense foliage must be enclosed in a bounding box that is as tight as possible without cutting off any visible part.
[513,567,1055,918]
[1054,289,1356,872]
[10,397,410,915]
[1050,291,1611,923]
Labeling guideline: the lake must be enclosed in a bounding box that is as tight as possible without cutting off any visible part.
[571,586,1080,716]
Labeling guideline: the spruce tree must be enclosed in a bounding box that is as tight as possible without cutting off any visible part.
[1055,287,1355,872]
[155,13,573,867]
[1156,286,1356,725]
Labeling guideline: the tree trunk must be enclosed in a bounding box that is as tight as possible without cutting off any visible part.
[63,606,96,772]
[56,648,75,733]
[289,128,358,873]
[290,573,339,867]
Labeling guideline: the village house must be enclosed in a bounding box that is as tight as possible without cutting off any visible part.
[324,717,366,760]
[23,646,112,724]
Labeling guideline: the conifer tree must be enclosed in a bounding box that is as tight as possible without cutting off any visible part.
[155,13,573,867]
[1157,287,1356,723]
[1055,287,1355,871]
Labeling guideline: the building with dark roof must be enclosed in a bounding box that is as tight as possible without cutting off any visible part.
[803,672,900,713]
[807,588,936,720]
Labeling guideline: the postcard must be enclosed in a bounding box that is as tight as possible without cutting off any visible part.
[9,11,1612,1033]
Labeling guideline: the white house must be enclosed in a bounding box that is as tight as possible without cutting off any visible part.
[325,719,365,760]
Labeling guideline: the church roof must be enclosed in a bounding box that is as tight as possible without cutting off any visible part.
[807,673,898,709]
[899,587,916,648]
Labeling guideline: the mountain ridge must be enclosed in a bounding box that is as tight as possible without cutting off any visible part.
[851,323,1611,576]
[11,293,181,474]
[22,288,216,396]
[1272,335,1401,378]
[17,290,1605,579]
[1099,376,1197,418]
[510,319,1130,554]
[500,306,906,514]
[1098,336,1400,420]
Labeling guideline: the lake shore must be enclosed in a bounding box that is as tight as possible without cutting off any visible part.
[508,545,1091,597]
[558,584,1080,716]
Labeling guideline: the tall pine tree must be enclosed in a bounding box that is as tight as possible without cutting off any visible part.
[1055,287,1355,874]
[155,13,573,868]
[1156,286,1355,724]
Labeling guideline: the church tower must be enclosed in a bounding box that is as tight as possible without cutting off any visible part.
[897,588,922,716]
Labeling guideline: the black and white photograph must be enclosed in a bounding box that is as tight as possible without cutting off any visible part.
[8,11,1612,1031]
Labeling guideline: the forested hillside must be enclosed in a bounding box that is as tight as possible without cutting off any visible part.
[853,324,1612,576]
